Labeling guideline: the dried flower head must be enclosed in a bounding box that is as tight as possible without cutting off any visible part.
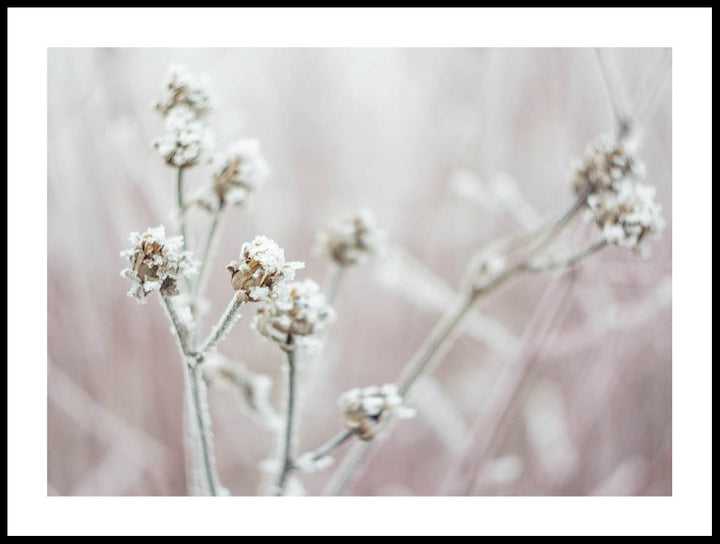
[571,137,643,197]
[226,235,304,303]
[339,384,415,441]
[315,208,385,266]
[253,279,334,348]
[586,181,665,253]
[210,139,270,207]
[156,64,212,118]
[153,106,214,168]
[121,225,199,303]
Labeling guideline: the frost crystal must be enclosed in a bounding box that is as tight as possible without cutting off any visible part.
[339,383,415,441]
[153,106,214,168]
[587,182,665,252]
[253,279,334,349]
[210,139,270,207]
[156,64,212,118]
[226,235,304,303]
[571,137,642,197]
[315,208,385,266]
[120,225,199,303]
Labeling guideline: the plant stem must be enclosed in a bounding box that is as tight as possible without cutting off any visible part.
[160,294,222,496]
[196,294,245,357]
[177,167,187,251]
[294,430,353,470]
[194,203,226,300]
[324,195,590,495]
[324,263,344,305]
[526,239,608,273]
[187,363,221,496]
[275,336,297,495]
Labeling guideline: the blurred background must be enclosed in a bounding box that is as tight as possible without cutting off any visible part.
[48,48,671,496]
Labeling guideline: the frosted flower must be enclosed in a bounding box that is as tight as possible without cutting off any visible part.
[156,64,212,118]
[153,106,214,168]
[571,137,643,197]
[120,225,199,303]
[315,208,385,266]
[210,139,271,208]
[226,235,304,303]
[253,279,334,348]
[587,181,665,252]
[339,384,415,441]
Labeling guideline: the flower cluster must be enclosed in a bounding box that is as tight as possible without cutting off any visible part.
[226,235,304,303]
[587,182,665,252]
[120,226,199,303]
[315,208,385,266]
[339,384,415,441]
[572,137,664,253]
[571,138,643,197]
[153,106,214,168]
[156,64,212,118]
[253,279,334,349]
[210,139,271,208]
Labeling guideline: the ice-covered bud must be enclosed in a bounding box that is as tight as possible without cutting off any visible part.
[210,139,270,208]
[587,182,665,253]
[120,225,199,303]
[339,383,415,441]
[153,106,214,168]
[315,208,385,266]
[226,235,304,303]
[156,64,212,118]
[571,137,643,197]
[253,279,334,349]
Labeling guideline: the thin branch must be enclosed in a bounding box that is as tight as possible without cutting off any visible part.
[294,430,353,470]
[325,195,589,495]
[177,166,188,252]
[526,239,608,273]
[160,294,193,357]
[187,364,221,496]
[594,49,631,141]
[275,336,297,495]
[196,293,245,357]
[160,293,222,495]
[193,203,226,300]
[324,263,344,305]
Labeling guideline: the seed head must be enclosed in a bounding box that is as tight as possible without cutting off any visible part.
[121,225,198,303]
[315,208,385,266]
[339,384,415,441]
[155,64,212,118]
[571,137,643,197]
[226,235,304,303]
[210,139,270,207]
[586,181,665,254]
[253,279,334,349]
[153,106,214,168]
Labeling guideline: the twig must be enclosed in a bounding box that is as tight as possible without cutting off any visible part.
[325,263,344,305]
[526,240,608,273]
[160,293,222,495]
[325,195,592,495]
[194,203,226,300]
[294,430,353,470]
[275,336,297,495]
[196,294,245,357]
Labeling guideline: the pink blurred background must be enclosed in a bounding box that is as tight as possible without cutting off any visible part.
[47,48,671,496]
